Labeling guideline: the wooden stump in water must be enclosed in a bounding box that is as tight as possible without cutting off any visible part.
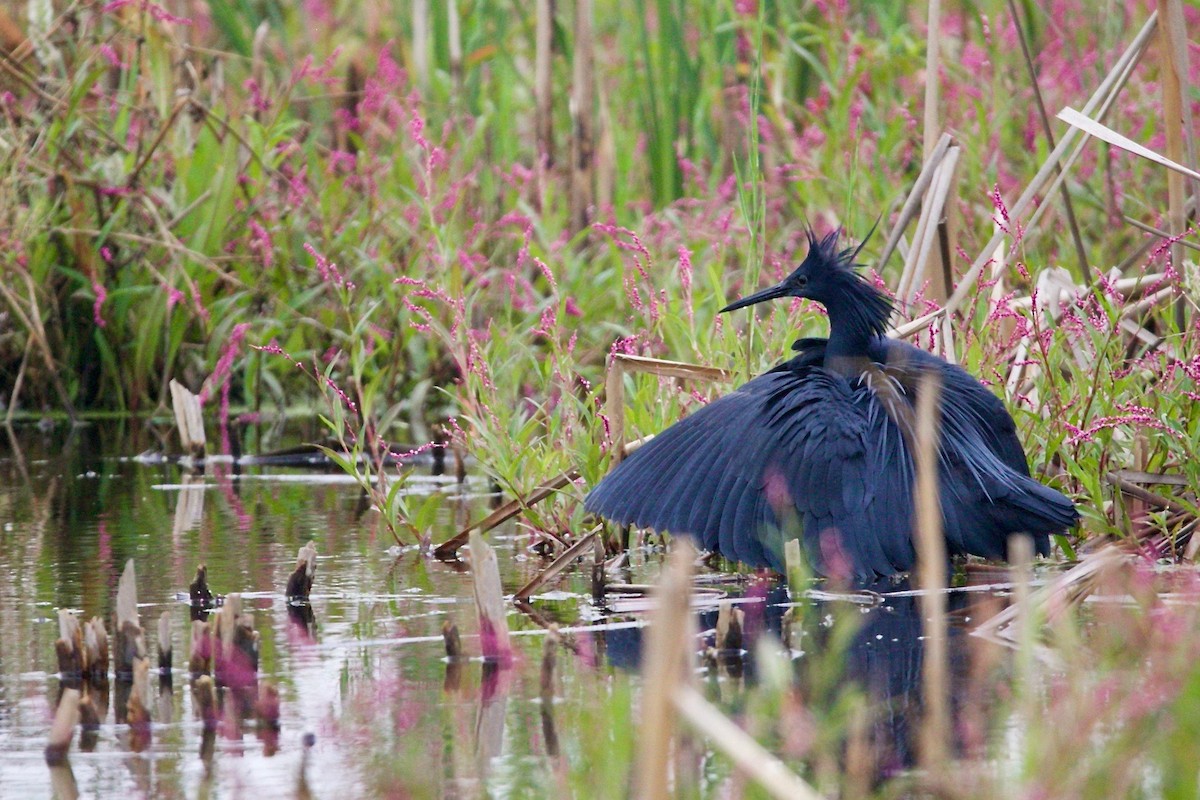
[170,379,207,460]
[44,687,81,765]
[113,560,146,681]
[286,541,317,601]
[214,593,259,689]
[157,611,172,674]
[468,531,512,665]
[55,611,83,684]
[189,564,215,613]
[189,620,213,675]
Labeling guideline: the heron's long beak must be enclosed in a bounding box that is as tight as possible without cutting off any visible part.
[719,282,788,313]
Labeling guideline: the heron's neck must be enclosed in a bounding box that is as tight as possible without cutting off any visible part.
[817,278,892,370]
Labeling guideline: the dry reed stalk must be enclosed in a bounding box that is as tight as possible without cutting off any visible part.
[945,12,1160,316]
[169,379,206,459]
[535,0,555,168]
[973,545,1131,642]
[434,434,649,558]
[877,132,952,274]
[1005,0,1088,273]
[569,0,595,235]
[411,0,429,91]
[613,353,733,383]
[605,353,627,466]
[898,146,960,303]
[286,541,318,600]
[633,540,696,800]
[914,372,948,772]
[606,352,732,466]
[469,530,513,664]
[784,538,804,594]
[920,0,951,304]
[114,560,145,679]
[447,0,463,89]
[674,685,827,800]
[1057,107,1200,181]
[56,611,82,679]
[157,611,172,674]
[514,527,600,602]
[1156,0,1195,321]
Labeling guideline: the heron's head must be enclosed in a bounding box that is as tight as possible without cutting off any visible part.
[720,227,892,338]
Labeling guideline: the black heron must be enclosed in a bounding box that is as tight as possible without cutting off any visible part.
[585,229,1078,580]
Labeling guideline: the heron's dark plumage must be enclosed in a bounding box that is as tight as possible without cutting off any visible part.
[585,228,1078,579]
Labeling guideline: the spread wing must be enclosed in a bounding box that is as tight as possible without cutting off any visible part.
[585,362,917,579]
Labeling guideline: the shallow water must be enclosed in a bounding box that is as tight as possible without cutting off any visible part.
[0,420,1016,799]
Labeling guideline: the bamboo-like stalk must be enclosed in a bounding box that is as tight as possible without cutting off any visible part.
[513,527,600,602]
[569,0,595,235]
[922,0,942,161]
[447,0,462,90]
[945,12,1160,315]
[605,353,626,466]
[674,684,827,800]
[898,146,960,302]
[613,353,733,384]
[1056,107,1200,181]
[1156,0,1192,323]
[469,530,512,664]
[877,132,952,275]
[1005,0,1089,274]
[535,0,555,168]
[411,0,429,92]
[633,540,696,800]
[914,372,948,772]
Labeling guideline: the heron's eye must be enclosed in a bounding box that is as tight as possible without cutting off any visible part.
[794,276,808,289]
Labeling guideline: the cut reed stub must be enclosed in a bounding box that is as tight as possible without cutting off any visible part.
[193,674,219,731]
[126,658,152,753]
[189,620,213,675]
[256,681,281,732]
[44,687,81,766]
[157,610,172,675]
[189,564,216,616]
[441,619,463,660]
[286,541,318,601]
[468,531,513,665]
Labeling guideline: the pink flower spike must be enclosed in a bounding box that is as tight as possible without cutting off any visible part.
[92,281,108,328]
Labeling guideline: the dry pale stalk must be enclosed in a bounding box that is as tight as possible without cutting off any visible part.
[633,540,696,800]
[469,530,512,664]
[914,372,949,771]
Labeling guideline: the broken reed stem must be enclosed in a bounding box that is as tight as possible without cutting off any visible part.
[45,688,81,765]
[633,540,696,800]
[534,0,555,168]
[1005,0,1089,274]
[411,0,429,92]
[569,0,595,235]
[914,372,949,772]
[674,684,827,800]
[158,611,172,674]
[899,145,960,302]
[784,538,804,595]
[605,352,626,466]
[877,132,952,275]
[945,11,1159,316]
[514,527,600,602]
[433,435,649,559]
[922,0,942,161]
[469,530,513,664]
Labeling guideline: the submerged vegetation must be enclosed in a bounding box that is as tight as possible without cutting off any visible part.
[2,0,1200,796]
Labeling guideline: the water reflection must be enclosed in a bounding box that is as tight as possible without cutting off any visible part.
[0,422,1018,797]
